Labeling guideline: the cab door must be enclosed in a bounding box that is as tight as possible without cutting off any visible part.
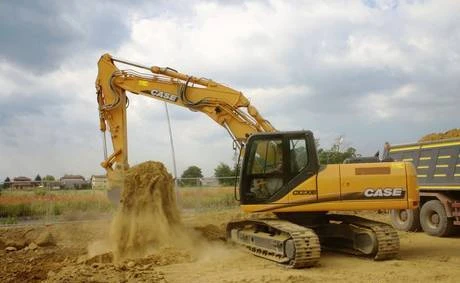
[240,131,320,205]
[287,136,319,204]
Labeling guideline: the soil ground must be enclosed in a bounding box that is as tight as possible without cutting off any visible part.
[1,209,459,283]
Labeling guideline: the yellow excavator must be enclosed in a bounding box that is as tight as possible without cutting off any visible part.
[96,54,419,268]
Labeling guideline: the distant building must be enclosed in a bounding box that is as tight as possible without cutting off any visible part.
[60,175,87,189]
[11,176,40,190]
[90,175,107,189]
[43,181,62,190]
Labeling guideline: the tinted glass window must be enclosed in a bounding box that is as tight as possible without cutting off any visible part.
[248,139,283,174]
[246,139,284,201]
[289,138,308,174]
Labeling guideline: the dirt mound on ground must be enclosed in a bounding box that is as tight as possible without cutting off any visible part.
[45,261,167,283]
[419,128,460,142]
[110,161,183,260]
[132,247,193,266]
[193,224,226,241]
[45,247,192,282]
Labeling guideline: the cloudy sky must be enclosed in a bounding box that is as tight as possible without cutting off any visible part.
[1,0,459,179]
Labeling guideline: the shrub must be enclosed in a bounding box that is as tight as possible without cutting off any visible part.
[34,188,48,196]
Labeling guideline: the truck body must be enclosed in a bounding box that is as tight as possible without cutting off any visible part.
[389,138,460,236]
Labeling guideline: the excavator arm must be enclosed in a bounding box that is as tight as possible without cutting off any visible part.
[96,53,275,194]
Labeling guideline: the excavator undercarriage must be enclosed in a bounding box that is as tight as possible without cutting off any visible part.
[227,214,399,268]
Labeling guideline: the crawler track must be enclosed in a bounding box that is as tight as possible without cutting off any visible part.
[227,219,320,268]
[321,214,400,260]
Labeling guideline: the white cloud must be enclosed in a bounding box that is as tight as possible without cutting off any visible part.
[323,35,410,71]
[357,83,458,126]
[358,84,417,120]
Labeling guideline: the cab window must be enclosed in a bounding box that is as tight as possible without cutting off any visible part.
[247,139,283,175]
[289,138,308,175]
[246,139,284,201]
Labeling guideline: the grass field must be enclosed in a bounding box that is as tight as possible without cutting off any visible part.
[177,186,238,210]
[0,189,113,223]
[0,186,237,223]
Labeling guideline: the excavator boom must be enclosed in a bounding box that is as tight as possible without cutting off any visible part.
[96,53,274,172]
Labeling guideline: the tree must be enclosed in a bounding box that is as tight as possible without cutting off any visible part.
[318,146,358,164]
[214,162,237,186]
[35,174,42,182]
[180,165,203,186]
[43,175,55,181]
[3,177,11,189]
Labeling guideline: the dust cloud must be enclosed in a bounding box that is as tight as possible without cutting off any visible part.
[85,160,233,267]
[109,161,186,260]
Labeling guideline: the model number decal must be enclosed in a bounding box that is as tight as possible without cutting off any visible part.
[364,187,404,198]
[293,190,316,196]
[145,90,178,102]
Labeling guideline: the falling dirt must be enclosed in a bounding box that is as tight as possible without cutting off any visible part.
[82,160,237,280]
[419,128,460,142]
[109,161,185,260]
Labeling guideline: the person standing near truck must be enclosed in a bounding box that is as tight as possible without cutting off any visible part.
[382,142,391,161]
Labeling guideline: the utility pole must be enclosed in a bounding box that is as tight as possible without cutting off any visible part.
[336,135,344,152]
[164,103,180,204]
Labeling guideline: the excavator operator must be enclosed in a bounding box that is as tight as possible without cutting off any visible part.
[250,141,284,200]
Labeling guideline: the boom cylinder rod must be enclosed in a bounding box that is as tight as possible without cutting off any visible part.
[111,57,151,71]
[101,131,108,160]
[111,56,212,87]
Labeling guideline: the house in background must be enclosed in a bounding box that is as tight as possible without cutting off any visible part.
[60,175,87,189]
[43,181,62,190]
[11,176,40,190]
[90,175,107,189]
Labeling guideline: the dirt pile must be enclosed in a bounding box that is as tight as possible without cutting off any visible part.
[419,128,460,142]
[129,247,192,266]
[193,224,226,241]
[110,161,184,260]
[44,261,168,283]
[47,246,194,282]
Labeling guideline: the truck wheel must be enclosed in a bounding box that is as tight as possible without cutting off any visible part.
[390,208,421,231]
[420,200,454,237]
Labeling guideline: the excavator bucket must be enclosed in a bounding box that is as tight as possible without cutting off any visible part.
[107,186,122,206]
[106,168,125,207]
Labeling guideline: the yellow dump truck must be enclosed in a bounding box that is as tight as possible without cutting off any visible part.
[389,138,460,236]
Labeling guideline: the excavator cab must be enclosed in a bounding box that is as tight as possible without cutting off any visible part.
[240,131,320,204]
